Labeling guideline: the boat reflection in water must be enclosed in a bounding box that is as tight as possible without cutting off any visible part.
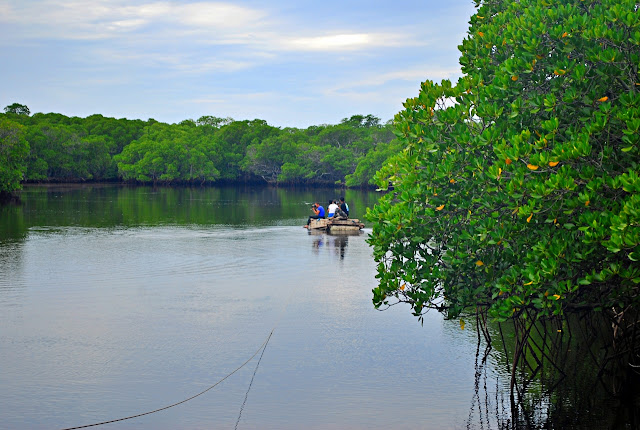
[308,229,358,260]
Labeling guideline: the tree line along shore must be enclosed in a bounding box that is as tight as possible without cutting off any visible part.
[0,106,402,195]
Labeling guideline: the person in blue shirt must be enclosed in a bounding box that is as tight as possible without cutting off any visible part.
[305,202,325,228]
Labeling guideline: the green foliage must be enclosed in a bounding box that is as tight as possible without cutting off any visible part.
[115,122,221,183]
[196,115,233,128]
[341,114,383,128]
[368,0,640,324]
[345,138,403,187]
[23,122,112,181]
[214,119,279,180]
[240,119,396,185]
[4,103,30,116]
[0,118,29,194]
[242,131,302,183]
[0,109,399,186]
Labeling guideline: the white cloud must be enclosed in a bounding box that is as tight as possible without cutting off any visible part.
[359,67,463,86]
[0,0,419,53]
[173,58,255,74]
[321,66,463,98]
[0,0,477,127]
[187,97,227,104]
[285,33,387,51]
[175,2,266,28]
[0,1,267,41]
[105,18,148,31]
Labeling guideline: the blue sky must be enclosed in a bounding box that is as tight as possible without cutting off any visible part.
[0,0,476,128]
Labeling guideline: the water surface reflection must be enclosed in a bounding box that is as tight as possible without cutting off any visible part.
[1,185,511,430]
[309,231,352,261]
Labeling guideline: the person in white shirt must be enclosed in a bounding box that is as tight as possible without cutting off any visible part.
[327,200,340,218]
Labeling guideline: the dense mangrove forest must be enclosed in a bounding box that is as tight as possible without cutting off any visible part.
[0,106,400,196]
[367,0,640,426]
[2,0,640,427]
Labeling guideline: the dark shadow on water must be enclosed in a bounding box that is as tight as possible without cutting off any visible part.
[466,315,640,430]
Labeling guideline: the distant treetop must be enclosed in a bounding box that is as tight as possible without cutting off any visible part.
[4,103,30,116]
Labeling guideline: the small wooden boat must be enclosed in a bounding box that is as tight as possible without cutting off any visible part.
[308,218,365,233]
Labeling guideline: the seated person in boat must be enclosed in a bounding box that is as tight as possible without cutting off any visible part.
[327,200,340,218]
[305,203,325,228]
[339,197,349,217]
[330,205,348,220]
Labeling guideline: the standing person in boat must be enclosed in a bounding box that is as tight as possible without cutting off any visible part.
[339,197,349,217]
[305,202,325,228]
[327,200,340,218]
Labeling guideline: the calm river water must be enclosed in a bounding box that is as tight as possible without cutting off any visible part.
[1,185,509,429]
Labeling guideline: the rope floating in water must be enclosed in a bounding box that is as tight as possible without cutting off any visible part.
[234,331,272,430]
[59,329,274,430]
